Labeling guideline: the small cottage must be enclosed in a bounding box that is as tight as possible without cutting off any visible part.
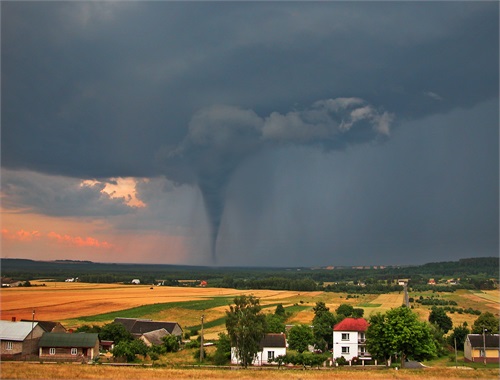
[464,334,500,363]
[38,332,100,362]
[231,333,287,366]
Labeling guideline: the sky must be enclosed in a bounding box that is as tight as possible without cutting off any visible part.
[1,1,498,267]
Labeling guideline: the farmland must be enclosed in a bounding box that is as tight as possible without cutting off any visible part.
[1,362,499,380]
[1,281,498,340]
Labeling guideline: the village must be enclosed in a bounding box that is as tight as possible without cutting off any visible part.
[1,300,499,369]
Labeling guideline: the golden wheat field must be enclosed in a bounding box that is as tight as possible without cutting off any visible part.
[1,282,498,332]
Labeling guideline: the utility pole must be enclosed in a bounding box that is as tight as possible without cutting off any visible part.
[30,309,35,360]
[483,328,487,365]
[454,337,457,368]
[199,314,204,362]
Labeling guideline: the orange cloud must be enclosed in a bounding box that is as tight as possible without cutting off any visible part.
[81,177,146,208]
[47,231,114,249]
[2,228,113,249]
[2,228,42,241]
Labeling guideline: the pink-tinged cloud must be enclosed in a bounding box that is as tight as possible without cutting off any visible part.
[47,232,114,249]
[2,228,42,241]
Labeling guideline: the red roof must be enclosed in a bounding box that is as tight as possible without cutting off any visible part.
[333,318,368,332]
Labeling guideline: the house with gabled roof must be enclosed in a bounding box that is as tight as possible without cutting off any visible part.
[333,317,371,364]
[114,318,182,338]
[38,332,100,362]
[21,319,66,333]
[139,328,170,347]
[464,334,500,363]
[231,333,287,366]
[0,320,45,360]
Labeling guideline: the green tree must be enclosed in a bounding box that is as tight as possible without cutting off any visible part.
[112,339,148,362]
[472,312,499,334]
[288,324,314,353]
[352,308,364,318]
[225,295,266,368]
[213,332,231,365]
[99,322,133,344]
[266,313,286,333]
[447,323,470,351]
[162,334,180,352]
[428,307,453,333]
[366,306,438,368]
[336,304,354,317]
[274,304,286,318]
[312,302,336,351]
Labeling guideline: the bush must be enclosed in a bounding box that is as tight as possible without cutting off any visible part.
[185,339,200,349]
[335,356,348,366]
[162,335,180,352]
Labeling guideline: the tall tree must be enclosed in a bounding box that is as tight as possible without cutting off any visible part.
[447,323,470,351]
[274,303,286,317]
[335,304,354,317]
[266,313,286,333]
[312,301,336,351]
[288,324,314,353]
[428,307,453,333]
[366,306,438,368]
[225,295,266,368]
[472,312,499,334]
[213,332,232,365]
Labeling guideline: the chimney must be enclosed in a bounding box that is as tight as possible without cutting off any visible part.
[11,317,16,322]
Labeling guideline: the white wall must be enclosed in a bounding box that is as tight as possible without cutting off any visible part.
[333,330,359,361]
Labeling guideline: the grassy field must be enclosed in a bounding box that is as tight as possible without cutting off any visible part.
[1,282,498,340]
[1,362,499,380]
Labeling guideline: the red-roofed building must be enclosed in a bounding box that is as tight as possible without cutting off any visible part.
[333,318,371,364]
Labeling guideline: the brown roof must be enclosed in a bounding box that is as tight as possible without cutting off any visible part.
[114,318,180,336]
[114,318,151,332]
[21,320,65,333]
[467,334,500,348]
[141,328,170,346]
[259,333,287,349]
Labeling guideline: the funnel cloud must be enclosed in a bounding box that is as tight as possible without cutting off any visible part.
[163,99,394,262]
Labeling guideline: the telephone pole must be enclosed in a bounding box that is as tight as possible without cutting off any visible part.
[199,314,205,362]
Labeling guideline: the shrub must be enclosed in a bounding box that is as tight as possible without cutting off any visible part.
[335,356,348,366]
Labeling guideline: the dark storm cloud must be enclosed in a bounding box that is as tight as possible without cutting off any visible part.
[1,170,132,217]
[1,1,498,265]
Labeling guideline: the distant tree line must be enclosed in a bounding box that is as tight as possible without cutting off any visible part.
[1,257,497,292]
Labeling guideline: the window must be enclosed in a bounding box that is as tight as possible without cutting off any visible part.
[341,346,350,354]
[341,333,350,341]
[49,348,56,355]
[268,351,275,360]
[6,341,13,350]
[71,348,78,355]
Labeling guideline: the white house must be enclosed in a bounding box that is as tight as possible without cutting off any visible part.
[231,333,287,366]
[131,279,140,284]
[332,317,371,364]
